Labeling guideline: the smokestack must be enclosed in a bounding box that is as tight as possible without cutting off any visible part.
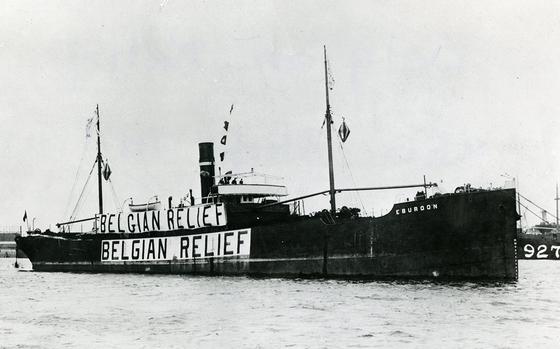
[542,209,548,223]
[199,142,215,203]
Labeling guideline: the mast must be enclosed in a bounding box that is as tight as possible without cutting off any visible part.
[96,104,103,214]
[554,183,560,231]
[323,46,336,215]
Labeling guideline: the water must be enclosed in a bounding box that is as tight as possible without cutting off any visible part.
[0,259,558,348]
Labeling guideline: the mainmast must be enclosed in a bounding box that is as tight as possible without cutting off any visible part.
[554,183,560,231]
[323,46,336,215]
[96,104,103,214]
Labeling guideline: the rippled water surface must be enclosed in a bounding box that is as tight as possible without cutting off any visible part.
[1,259,559,348]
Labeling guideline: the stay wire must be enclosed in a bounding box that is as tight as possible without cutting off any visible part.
[518,200,544,223]
[70,159,97,221]
[336,137,366,214]
[518,192,557,221]
[63,138,91,219]
[108,178,120,212]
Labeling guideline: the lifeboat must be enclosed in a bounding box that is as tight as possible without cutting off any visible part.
[128,200,162,212]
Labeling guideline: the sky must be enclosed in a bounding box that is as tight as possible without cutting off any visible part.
[1,0,559,231]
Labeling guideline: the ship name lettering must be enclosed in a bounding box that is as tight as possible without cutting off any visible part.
[167,209,175,230]
[111,241,118,260]
[176,208,184,229]
[192,235,202,258]
[127,215,135,233]
[101,229,251,262]
[180,237,189,258]
[102,238,168,262]
[224,232,234,255]
[132,240,140,259]
[117,214,125,233]
[121,240,129,260]
[146,239,155,259]
[97,203,227,234]
[152,211,161,230]
[204,235,214,257]
[237,230,247,254]
[203,205,210,226]
[395,203,438,215]
[108,214,115,233]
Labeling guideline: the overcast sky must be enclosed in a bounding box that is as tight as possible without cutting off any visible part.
[1,1,559,230]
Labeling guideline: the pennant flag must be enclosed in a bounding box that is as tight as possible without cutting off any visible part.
[229,104,234,114]
[23,210,27,222]
[220,135,227,145]
[220,152,225,162]
[103,162,112,180]
[338,119,350,142]
[223,121,229,131]
[327,61,335,91]
[86,117,93,138]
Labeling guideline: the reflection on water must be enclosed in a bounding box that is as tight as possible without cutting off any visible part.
[0,259,558,348]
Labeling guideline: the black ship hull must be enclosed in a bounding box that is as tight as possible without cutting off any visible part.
[517,233,560,260]
[16,189,518,280]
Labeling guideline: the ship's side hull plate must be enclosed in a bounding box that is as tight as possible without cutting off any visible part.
[17,189,518,280]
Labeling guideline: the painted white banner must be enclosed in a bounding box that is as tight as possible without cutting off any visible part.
[101,229,251,262]
[96,203,227,234]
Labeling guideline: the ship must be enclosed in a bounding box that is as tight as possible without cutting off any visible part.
[517,186,560,260]
[16,48,519,280]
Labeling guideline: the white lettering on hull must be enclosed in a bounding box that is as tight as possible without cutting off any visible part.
[100,229,251,262]
[97,203,227,234]
[395,203,438,215]
[523,243,560,259]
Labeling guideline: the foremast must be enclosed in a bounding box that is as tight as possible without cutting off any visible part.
[96,104,103,215]
[323,46,336,215]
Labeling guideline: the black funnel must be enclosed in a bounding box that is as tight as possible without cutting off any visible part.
[198,142,215,202]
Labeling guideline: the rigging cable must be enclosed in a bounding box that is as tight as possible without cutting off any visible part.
[69,159,97,221]
[336,137,366,213]
[108,178,120,212]
[518,192,557,221]
[63,138,91,219]
[517,200,545,223]
[99,158,120,212]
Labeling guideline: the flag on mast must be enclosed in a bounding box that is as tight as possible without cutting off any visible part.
[221,104,233,162]
[86,117,93,138]
[328,61,335,91]
[338,118,350,142]
[103,161,112,180]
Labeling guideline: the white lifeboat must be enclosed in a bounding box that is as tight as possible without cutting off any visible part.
[128,200,162,212]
